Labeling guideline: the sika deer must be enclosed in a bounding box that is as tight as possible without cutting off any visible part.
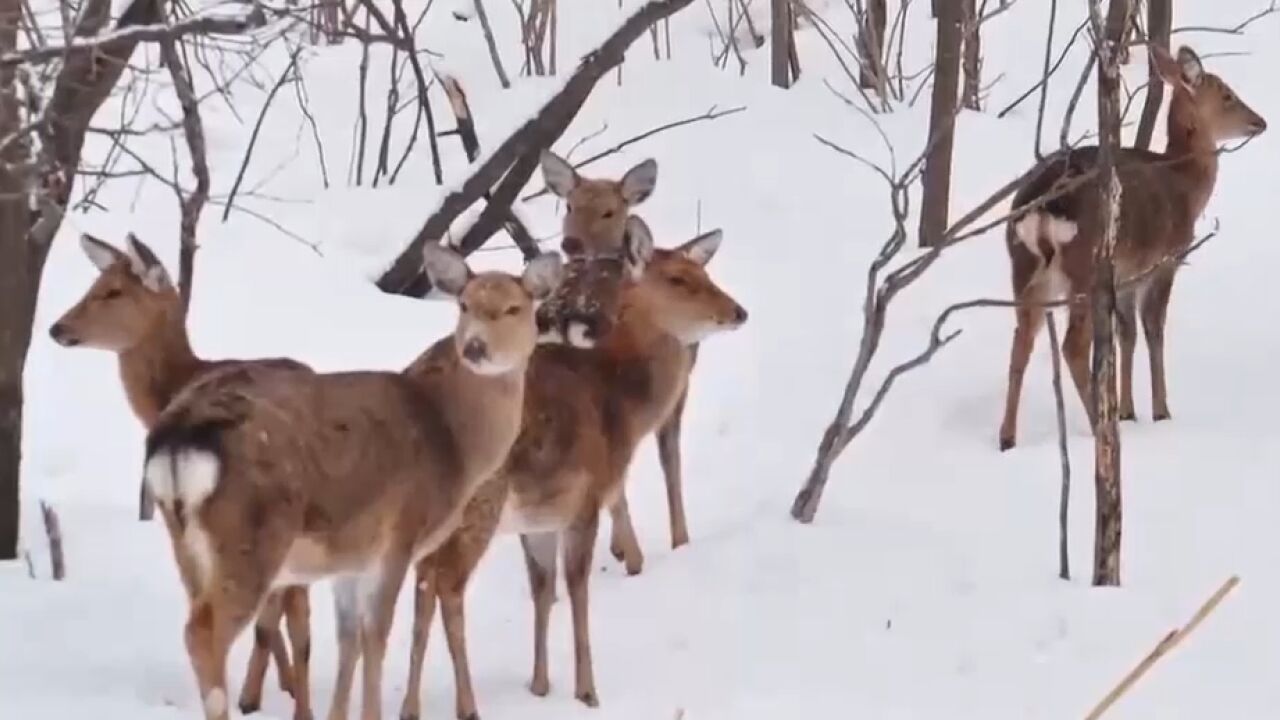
[141,245,563,720]
[539,149,700,567]
[397,217,747,720]
[998,44,1266,450]
[48,232,315,719]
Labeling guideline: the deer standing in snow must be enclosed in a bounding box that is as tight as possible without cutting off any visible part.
[539,149,704,572]
[396,216,748,720]
[998,44,1267,450]
[141,244,563,720]
[48,233,315,718]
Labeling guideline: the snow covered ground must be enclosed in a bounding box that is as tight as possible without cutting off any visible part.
[3,0,1279,717]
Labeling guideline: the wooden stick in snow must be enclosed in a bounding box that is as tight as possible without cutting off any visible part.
[1084,576,1241,719]
[39,501,65,581]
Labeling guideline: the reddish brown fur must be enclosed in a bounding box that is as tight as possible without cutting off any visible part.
[396,219,747,720]
[48,233,315,719]
[143,247,561,720]
[998,45,1267,450]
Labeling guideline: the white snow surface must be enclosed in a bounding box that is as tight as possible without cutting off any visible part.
[3,1,1280,718]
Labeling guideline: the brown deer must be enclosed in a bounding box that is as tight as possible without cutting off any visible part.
[998,44,1266,451]
[48,232,315,719]
[396,216,747,720]
[539,149,699,568]
[141,244,563,720]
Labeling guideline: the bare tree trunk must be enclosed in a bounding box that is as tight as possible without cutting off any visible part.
[1134,0,1170,150]
[858,0,886,90]
[918,0,963,246]
[0,0,165,559]
[960,0,982,110]
[1089,0,1129,588]
[770,0,794,88]
[474,0,512,88]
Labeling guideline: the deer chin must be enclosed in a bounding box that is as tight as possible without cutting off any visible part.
[461,353,524,377]
[672,321,740,345]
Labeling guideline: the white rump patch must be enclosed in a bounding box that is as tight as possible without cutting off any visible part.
[143,448,220,511]
[1014,210,1078,259]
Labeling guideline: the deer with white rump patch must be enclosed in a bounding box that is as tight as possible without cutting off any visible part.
[998,44,1266,450]
[48,232,315,719]
[141,244,563,720]
[396,216,748,720]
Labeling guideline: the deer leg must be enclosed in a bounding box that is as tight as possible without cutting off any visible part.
[283,587,313,720]
[1116,289,1139,422]
[1063,299,1097,430]
[326,580,361,720]
[238,593,288,714]
[358,556,410,720]
[656,372,691,548]
[521,532,558,698]
[998,301,1045,451]
[438,567,480,720]
[399,562,437,720]
[607,495,644,576]
[1141,268,1176,421]
[186,585,263,720]
[563,512,601,708]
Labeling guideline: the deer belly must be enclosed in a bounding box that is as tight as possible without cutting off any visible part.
[273,536,375,588]
[497,482,582,534]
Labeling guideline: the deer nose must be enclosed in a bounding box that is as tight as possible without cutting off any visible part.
[462,338,488,363]
[49,322,79,347]
[732,304,748,324]
[1252,117,1268,135]
[561,236,586,256]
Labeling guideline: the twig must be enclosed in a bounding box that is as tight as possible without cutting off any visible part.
[998,20,1088,119]
[474,0,512,87]
[1034,0,1059,159]
[1083,576,1241,720]
[1046,312,1071,581]
[522,105,746,200]
[223,47,302,221]
[39,501,64,581]
[160,36,211,313]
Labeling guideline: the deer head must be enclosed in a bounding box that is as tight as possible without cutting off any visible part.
[424,243,564,376]
[49,233,177,351]
[540,150,658,257]
[1151,44,1267,144]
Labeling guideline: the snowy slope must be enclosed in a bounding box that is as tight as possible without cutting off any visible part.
[4,0,1280,718]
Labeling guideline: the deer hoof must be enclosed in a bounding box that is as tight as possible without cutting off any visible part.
[998,436,1016,452]
[576,689,600,708]
[1153,410,1172,422]
[529,678,550,698]
[238,699,261,715]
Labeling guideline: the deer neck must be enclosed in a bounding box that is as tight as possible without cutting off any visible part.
[600,297,693,437]
[118,303,203,427]
[1162,96,1220,218]
[407,341,528,490]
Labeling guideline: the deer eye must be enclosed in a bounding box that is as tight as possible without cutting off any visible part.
[666,275,688,288]
[458,301,469,313]
[504,305,521,317]
[565,203,574,213]
[103,288,123,300]
[602,210,615,219]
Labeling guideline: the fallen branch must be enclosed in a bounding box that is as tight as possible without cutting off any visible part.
[39,501,64,581]
[1084,575,1241,720]
[521,104,747,201]
[375,0,698,295]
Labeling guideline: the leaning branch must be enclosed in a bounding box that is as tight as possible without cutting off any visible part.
[0,3,270,67]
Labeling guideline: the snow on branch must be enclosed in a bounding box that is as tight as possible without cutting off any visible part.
[0,2,269,67]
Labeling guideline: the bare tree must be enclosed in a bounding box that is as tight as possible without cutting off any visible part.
[960,0,981,110]
[0,0,268,559]
[1134,0,1171,149]
[1088,0,1130,587]
[857,0,887,90]
[918,0,963,246]
[770,0,796,87]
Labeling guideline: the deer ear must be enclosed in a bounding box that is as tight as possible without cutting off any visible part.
[422,242,472,297]
[80,233,126,272]
[622,216,655,276]
[619,158,657,205]
[676,229,723,267]
[124,233,173,292]
[521,252,565,301]
[1175,46,1205,87]
[540,150,579,198]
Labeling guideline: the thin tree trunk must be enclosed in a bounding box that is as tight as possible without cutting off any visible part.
[960,0,981,110]
[770,0,793,88]
[1089,0,1129,588]
[474,0,512,88]
[858,0,887,90]
[1134,0,1170,150]
[918,0,963,246]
